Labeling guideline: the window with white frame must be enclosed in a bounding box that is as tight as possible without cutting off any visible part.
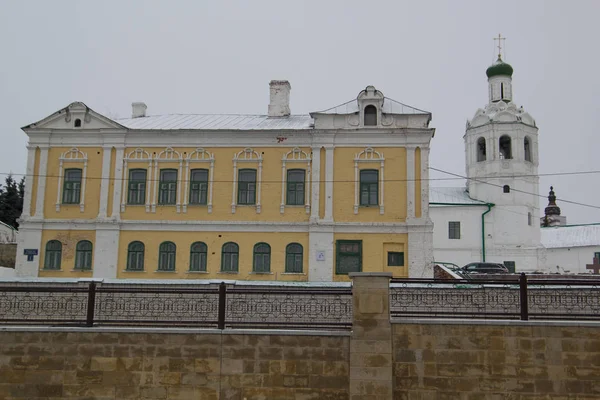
[232,148,262,213]
[56,148,88,212]
[354,147,385,214]
[280,147,311,214]
[183,148,214,213]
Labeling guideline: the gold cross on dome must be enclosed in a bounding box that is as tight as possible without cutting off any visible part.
[494,33,506,59]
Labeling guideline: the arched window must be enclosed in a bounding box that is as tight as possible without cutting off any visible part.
[477,137,486,162]
[285,243,303,273]
[499,135,512,159]
[158,241,176,271]
[253,243,271,273]
[189,242,208,272]
[74,118,82,127]
[44,240,62,270]
[500,83,505,100]
[524,137,532,162]
[528,212,532,226]
[503,185,510,193]
[364,105,377,126]
[74,240,93,270]
[127,241,145,271]
[221,242,239,272]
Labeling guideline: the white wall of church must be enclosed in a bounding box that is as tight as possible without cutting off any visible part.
[431,206,485,267]
[544,246,600,275]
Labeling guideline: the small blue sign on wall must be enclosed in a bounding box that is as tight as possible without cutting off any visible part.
[23,249,38,262]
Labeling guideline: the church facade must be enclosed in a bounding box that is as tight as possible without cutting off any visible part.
[15,83,435,281]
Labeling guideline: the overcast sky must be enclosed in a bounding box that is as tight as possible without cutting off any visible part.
[1,0,599,223]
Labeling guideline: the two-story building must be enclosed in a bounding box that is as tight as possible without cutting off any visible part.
[16,82,435,281]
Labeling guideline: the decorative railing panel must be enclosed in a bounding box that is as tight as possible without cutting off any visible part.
[527,281,600,320]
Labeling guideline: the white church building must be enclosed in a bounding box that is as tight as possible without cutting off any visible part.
[429,54,600,274]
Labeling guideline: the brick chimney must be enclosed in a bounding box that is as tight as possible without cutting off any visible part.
[132,102,147,118]
[268,80,291,117]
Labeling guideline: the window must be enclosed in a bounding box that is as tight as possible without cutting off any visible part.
[448,221,461,239]
[503,185,510,193]
[500,83,504,99]
[388,252,404,267]
[528,212,532,226]
[44,240,62,270]
[336,240,362,274]
[524,137,532,162]
[62,168,82,204]
[127,241,145,271]
[237,169,256,205]
[499,135,512,159]
[159,169,177,205]
[158,241,176,271]
[74,118,81,127]
[189,169,208,205]
[364,105,377,126]
[189,242,208,272]
[74,240,93,270]
[360,170,378,206]
[285,243,303,273]
[477,137,486,162]
[221,242,239,272]
[127,169,147,205]
[253,243,271,273]
[286,169,305,206]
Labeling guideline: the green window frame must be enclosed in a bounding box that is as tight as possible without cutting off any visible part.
[237,169,256,205]
[221,242,239,272]
[189,169,209,205]
[158,241,176,271]
[359,169,378,206]
[62,168,82,204]
[74,240,93,270]
[44,240,62,270]
[286,169,305,206]
[127,169,147,205]
[190,242,208,272]
[126,241,145,271]
[253,243,271,273]
[336,240,362,275]
[158,169,178,205]
[449,221,461,239]
[285,243,303,273]
[387,252,404,267]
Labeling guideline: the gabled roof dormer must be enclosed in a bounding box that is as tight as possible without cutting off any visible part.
[22,102,126,132]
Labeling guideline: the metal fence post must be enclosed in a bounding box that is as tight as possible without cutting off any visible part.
[218,282,226,330]
[519,273,529,321]
[86,282,97,327]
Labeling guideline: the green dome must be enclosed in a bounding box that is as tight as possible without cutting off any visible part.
[486,56,514,78]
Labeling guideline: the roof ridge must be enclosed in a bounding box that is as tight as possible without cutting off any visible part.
[115,113,312,120]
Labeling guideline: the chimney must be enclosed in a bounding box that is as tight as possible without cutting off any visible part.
[268,80,291,117]
[132,102,147,118]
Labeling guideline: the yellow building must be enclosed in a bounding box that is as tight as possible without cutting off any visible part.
[16,82,435,281]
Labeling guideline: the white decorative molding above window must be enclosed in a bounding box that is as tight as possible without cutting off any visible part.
[280,147,311,214]
[56,148,88,212]
[354,147,385,215]
[153,147,183,213]
[231,148,263,214]
[121,148,153,212]
[184,148,215,213]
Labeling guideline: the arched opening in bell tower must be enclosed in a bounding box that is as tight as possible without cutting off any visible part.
[524,137,532,162]
[476,137,486,162]
[499,135,512,159]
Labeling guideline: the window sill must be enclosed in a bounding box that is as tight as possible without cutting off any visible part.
[236,204,257,207]
[123,270,146,272]
[282,272,305,275]
[155,270,177,273]
[359,205,380,208]
[186,270,209,274]
[71,269,93,272]
[156,204,177,207]
[218,271,239,274]
[284,205,306,208]
[186,204,209,207]
[250,272,273,275]
[125,204,146,207]
[40,269,62,272]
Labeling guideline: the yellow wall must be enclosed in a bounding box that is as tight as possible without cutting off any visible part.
[117,231,309,281]
[332,232,409,281]
[30,147,41,216]
[38,230,96,278]
[332,147,406,222]
[415,147,421,218]
[44,147,103,219]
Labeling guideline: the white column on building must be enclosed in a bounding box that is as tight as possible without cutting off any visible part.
[420,147,430,220]
[33,146,49,219]
[310,147,321,222]
[93,224,120,279]
[21,146,36,218]
[97,146,113,219]
[406,145,416,220]
[15,221,43,277]
[324,146,334,222]
[111,148,124,219]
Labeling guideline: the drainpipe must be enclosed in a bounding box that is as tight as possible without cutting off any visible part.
[481,203,495,262]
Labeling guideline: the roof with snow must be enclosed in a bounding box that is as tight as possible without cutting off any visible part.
[541,224,600,249]
[429,187,487,205]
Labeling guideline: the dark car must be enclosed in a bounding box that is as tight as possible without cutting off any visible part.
[462,262,509,274]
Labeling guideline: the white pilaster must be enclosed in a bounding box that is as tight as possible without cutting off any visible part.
[420,147,430,220]
[21,146,36,218]
[407,223,434,278]
[97,147,112,219]
[34,146,48,219]
[308,226,334,281]
[15,221,43,277]
[310,147,321,222]
[324,146,334,222]
[406,146,416,220]
[93,224,120,279]
[111,148,124,219]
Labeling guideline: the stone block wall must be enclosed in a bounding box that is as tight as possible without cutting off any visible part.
[0,243,16,268]
[393,322,600,399]
[0,330,349,400]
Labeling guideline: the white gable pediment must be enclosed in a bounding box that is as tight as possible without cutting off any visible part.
[22,102,126,132]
